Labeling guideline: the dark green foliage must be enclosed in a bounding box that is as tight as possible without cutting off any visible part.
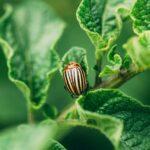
[77,89,150,150]
[0,0,149,150]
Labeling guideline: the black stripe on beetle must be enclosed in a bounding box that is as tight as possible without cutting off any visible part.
[63,62,87,96]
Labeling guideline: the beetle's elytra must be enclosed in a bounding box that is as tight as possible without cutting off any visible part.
[63,62,87,96]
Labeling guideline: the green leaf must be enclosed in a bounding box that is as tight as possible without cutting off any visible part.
[76,0,136,55]
[123,31,150,72]
[76,109,123,149]
[60,47,88,75]
[99,46,132,77]
[59,121,117,150]
[99,45,123,77]
[123,0,150,73]
[42,103,58,119]
[0,1,65,108]
[0,124,66,150]
[49,140,67,150]
[63,105,123,149]
[121,54,132,70]
[77,89,150,150]
[131,0,150,34]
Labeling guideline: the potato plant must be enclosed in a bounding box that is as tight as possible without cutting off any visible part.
[0,0,150,150]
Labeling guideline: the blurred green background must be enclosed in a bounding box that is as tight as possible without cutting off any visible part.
[0,0,150,130]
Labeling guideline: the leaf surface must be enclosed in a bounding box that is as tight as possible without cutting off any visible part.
[60,47,88,75]
[63,103,123,149]
[131,0,150,34]
[49,140,67,150]
[124,31,150,72]
[0,1,65,108]
[76,0,136,56]
[0,124,66,150]
[124,0,150,72]
[77,89,150,150]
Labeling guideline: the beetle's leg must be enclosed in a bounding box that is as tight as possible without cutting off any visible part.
[87,82,92,90]
[64,86,77,98]
[64,85,67,91]
[71,93,75,98]
[71,94,78,99]
[93,64,98,71]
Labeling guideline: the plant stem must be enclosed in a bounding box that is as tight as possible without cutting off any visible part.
[57,103,75,121]
[94,51,103,86]
[27,103,34,124]
[94,70,137,89]
[95,59,102,85]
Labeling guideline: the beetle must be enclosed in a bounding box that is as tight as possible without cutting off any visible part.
[63,62,88,96]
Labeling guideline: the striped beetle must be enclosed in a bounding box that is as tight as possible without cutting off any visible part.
[63,62,87,96]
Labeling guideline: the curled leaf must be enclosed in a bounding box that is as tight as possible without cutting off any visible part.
[99,44,133,78]
[99,46,122,77]
[60,47,88,76]
[124,31,150,72]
